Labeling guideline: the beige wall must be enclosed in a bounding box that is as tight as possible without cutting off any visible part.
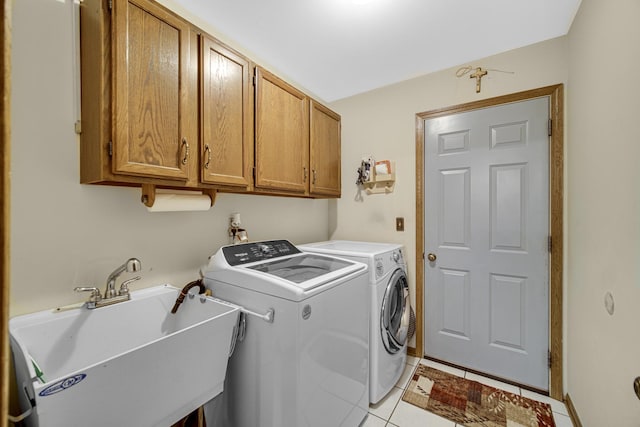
[331,1,640,423]
[567,0,640,424]
[12,0,640,423]
[329,37,569,348]
[9,0,329,316]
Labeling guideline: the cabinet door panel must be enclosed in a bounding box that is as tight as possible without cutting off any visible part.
[113,0,192,180]
[201,37,252,188]
[310,101,341,196]
[255,67,309,193]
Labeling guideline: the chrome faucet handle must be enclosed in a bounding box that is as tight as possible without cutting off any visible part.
[74,287,102,302]
[118,276,141,296]
[105,258,142,298]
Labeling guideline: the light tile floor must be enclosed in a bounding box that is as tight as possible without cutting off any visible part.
[363,356,573,427]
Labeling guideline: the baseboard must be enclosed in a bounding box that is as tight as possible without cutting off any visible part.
[564,393,583,427]
[407,346,418,358]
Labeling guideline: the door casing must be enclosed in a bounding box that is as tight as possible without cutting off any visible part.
[414,85,564,400]
[1,0,10,424]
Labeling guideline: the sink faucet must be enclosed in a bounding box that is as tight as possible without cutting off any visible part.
[105,258,141,298]
[75,258,142,309]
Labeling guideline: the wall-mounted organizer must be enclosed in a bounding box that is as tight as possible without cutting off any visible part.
[360,159,396,194]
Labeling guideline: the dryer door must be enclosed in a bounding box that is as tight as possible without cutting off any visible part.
[380,268,410,354]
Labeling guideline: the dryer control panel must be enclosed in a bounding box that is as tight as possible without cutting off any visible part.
[223,240,301,266]
[374,249,405,279]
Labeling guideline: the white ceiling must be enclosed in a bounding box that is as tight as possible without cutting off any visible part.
[174,0,581,102]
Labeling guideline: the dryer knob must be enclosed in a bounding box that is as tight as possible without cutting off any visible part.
[393,251,400,262]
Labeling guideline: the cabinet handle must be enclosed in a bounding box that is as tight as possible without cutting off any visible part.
[312,169,317,185]
[303,167,307,183]
[181,138,189,165]
[204,144,211,169]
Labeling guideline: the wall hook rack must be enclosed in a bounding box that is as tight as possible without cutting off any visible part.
[362,161,396,194]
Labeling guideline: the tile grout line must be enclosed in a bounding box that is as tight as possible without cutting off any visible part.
[385,362,419,425]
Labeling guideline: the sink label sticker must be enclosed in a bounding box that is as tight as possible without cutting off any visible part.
[38,374,86,397]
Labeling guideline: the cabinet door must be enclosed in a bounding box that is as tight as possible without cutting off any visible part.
[310,101,341,197]
[112,0,195,181]
[200,36,252,188]
[255,67,309,193]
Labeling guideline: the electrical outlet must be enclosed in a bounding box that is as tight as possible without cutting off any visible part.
[396,217,404,231]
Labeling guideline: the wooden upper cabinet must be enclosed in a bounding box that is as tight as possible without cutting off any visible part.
[310,101,341,197]
[80,0,341,198]
[254,67,309,194]
[112,0,197,181]
[200,36,252,189]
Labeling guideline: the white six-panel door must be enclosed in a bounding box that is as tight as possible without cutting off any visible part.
[423,97,550,390]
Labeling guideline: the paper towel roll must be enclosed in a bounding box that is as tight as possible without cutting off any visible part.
[146,193,212,212]
[375,160,391,175]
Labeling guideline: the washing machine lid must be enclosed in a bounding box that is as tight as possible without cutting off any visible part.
[299,240,403,257]
[202,240,367,301]
[247,254,353,284]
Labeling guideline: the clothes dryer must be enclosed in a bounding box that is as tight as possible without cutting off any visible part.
[298,241,410,404]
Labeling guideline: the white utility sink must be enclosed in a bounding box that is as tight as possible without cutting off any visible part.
[9,284,240,427]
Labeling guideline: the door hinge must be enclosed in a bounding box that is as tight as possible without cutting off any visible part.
[548,235,552,253]
[108,140,113,157]
[548,350,552,368]
[107,0,112,11]
[548,119,552,137]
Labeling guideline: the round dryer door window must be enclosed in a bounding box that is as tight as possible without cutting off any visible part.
[380,268,410,354]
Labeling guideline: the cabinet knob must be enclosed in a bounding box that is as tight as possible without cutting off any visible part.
[303,167,307,183]
[181,138,189,165]
[204,144,211,169]
[312,169,317,185]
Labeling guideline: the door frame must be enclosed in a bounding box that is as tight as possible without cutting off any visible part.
[1,0,11,424]
[414,84,564,400]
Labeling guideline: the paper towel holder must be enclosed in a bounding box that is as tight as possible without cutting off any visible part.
[141,184,217,209]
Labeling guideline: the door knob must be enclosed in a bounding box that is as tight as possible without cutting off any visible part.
[427,253,437,262]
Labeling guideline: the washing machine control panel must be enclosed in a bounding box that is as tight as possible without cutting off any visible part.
[223,240,301,266]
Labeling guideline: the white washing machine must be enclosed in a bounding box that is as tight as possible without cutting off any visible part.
[201,240,370,427]
[299,241,410,404]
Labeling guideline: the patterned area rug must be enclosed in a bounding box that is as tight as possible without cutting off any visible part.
[402,364,555,427]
